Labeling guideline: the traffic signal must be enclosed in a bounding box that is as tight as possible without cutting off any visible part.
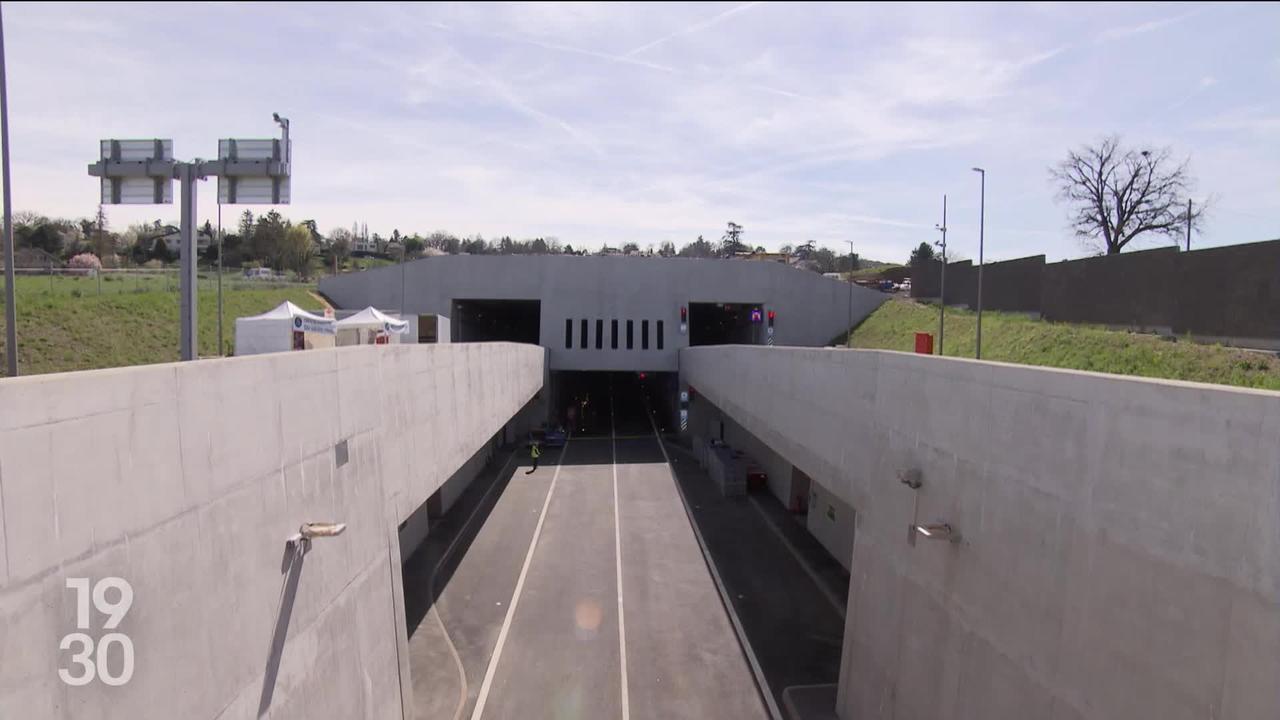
[767,310,775,328]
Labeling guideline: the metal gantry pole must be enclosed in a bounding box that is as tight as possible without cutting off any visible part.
[178,164,199,361]
[0,5,15,377]
[973,167,985,360]
[217,200,224,355]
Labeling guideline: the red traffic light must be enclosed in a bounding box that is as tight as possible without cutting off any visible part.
[680,306,687,322]
[638,372,647,380]
[767,310,776,321]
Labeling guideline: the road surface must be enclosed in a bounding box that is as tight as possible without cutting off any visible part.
[403,375,770,720]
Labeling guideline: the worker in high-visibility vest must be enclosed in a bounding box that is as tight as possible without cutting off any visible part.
[526,440,542,475]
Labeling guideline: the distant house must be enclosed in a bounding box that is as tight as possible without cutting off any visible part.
[351,236,376,254]
[739,250,792,263]
[144,225,215,255]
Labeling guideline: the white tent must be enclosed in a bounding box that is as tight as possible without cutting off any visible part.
[335,306,410,346]
[234,301,336,356]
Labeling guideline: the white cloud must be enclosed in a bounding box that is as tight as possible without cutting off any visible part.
[626,2,766,57]
[1094,6,1204,42]
[0,1,1276,259]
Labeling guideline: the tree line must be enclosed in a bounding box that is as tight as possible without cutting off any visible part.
[8,212,861,279]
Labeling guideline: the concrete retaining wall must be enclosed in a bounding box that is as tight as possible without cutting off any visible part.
[680,345,1280,720]
[0,343,544,719]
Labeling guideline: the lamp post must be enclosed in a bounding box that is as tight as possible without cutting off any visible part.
[934,195,947,355]
[972,167,985,360]
[846,239,855,342]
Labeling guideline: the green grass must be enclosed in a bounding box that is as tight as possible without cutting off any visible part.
[850,298,1280,391]
[350,257,396,271]
[0,274,322,376]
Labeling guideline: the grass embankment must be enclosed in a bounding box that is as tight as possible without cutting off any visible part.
[850,298,1280,391]
[0,274,322,375]
[850,263,903,280]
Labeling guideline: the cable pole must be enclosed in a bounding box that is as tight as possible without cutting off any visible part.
[1186,198,1192,252]
[935,195,947,356]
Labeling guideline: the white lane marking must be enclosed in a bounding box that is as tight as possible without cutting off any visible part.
[429,446,521,720]
[429,606,468,720]
[470,437,570,720]
[611,398,631,720]
[644,407,783,720]
[746,495,847,621]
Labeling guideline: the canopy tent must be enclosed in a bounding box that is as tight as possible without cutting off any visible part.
[335,306,409,346]
[234,301,335,356]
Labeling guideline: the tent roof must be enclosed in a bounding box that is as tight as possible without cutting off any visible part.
[335,306,409,333]
[239,301,331,324]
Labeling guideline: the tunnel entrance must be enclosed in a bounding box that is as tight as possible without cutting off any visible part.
[550,370,678,436]
[451,299,541,343]
[688,302,762,346]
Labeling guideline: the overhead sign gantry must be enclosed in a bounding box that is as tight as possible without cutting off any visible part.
[87,115,292,361]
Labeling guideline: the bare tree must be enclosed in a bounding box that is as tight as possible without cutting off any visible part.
[1050,135,1204,255]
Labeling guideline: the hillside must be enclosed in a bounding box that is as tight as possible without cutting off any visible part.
[850,298,1280,391]
[0,275,322,376]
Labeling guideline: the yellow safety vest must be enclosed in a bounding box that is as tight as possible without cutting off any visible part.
[531,444,541,459]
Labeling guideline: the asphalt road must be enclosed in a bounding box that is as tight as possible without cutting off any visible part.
[404,376,769,720]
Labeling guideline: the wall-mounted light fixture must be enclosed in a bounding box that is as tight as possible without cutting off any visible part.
[286,522,347,550]
[913,522,959,543]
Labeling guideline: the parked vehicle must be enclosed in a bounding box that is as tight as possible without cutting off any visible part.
[542,427,567,447]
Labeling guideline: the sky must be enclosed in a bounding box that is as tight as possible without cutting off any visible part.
[4,2,1278,263]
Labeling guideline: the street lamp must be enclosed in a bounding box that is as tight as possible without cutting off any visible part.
[846,239,855,342]
[972,167,985,360]
[934,195,948,355]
